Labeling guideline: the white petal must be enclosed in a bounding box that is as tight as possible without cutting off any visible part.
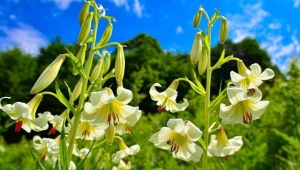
[149,83,163,101]
[90,90,110,107]
[227,88,247,105]
[256,68,275,80]
[184,121,202,141]
[248,84,262,102]
[248,101,269,120]
[117,105,139,124]
[228,136,243,152]
[149,127,172,144]
[116,87,133,104]
[250,63,262,75]
[219,104,235,119]
[173,140,203,162]
[167,119,185,135]
[167,98,189,113]
[163,88,178,101]
[30,113,49,132]
[230,71,246,85]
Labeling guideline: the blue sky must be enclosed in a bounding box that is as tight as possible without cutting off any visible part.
[0,0,299,71]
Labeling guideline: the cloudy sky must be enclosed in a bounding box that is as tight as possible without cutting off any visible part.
[0,0,299,71]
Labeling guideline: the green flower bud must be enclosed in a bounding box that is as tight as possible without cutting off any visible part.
[90,58,103,83]
[78,12,93,46]
[115,44,125,86]
[96,22,113,48]
[73,43,87,75]
[190,32,202,64]
[30,54,66,94]
[193,7,203,28]
[219,16,229,44]
[198,45,208,75]
[78,1,91,26]
[72,78,83,102]
[105,124,115,145]
[103,52,111,75]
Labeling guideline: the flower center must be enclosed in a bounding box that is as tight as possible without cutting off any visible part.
[157,98,168,112]
[243,112,252,124]
[166,134,185,153]
[107,103,120,126]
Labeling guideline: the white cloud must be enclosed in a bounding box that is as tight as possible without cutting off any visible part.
[110,0,130,10]
[268,22,281,29]
[9,14,16,20]
[293,0,300,7]
[0,23,48,55]
[43,0,80,10]
[110,0,144,17]
[176,26,183,34]
[133,0,143,17]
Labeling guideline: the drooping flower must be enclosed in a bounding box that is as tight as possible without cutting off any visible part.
[149,119,203,162]
[115,110,142,135]
[0,94,49,132]
[230,60,275,90]
[47,109,69,135]
[112,138,140,163]
[112,159,131,170]
[82,87,140,130]
[208,126,243,158]
[149,80,189,113]
[33,135,59,164]
[219,83,269,124]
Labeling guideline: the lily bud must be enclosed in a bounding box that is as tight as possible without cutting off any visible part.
[193,7,203,28]
[169,79,179,90]
[198,45,208,75]
[103,52,111,75]
[78,1,91,26]
[118,138,128,150]
[73,43,87,75]
[30,54,66,94]
[90,58,103,83]
[190,32,202,64]
[96,22,113,48]
[237,60,248,77]
[219,17,229,44]
[115,44,125,86]
[72,78,83,101]
[105,124,115,145]
[78,12,93,46]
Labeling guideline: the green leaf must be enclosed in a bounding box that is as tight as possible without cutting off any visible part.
[212,49,225,70]
[64,47,86,78]
[64,81,73,102]
[76,140,96,170]
[211,9,220,23]
[102,15,116,22]
[198,138,207,151]
[54,160,59,170]
[29,149,47,170]
[192,70,205,93]
[59,123,69,170]
[55,82,75,113]
[183,77,205,95]
[85,36,93,43]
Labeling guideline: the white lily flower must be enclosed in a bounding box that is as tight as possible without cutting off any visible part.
[115,110,142,135]
[112,138,140,163]
[0,94,49,132]
[149,119,203,162]
[230,60,275,90]
[208,126,243,157]
[149,80,189,113]
[83,87,140,129]
[219,83,269,124]
[33,136,59,163]
[112,160,131,170]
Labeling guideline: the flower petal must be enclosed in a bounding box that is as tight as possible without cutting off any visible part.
[149,127,172,145]
[116,87,133,104]
[166,98,189,113]
[256,68,275,80]
[230,71,246,84]
[184,121,202,141]
[167,119,185,135]
[227,88,247,105]
[247,101,269,120]
[250,63,262,75]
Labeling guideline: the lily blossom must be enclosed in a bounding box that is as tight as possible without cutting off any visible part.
[230,60,275,90]
[149,119,203,162]
[149,80,189,113]
[83,87,140,130]
[33,136,59,164]
[115,110,142,135]
[0,94,49,132]
[208,126,243,158]
[219,83,269,124]
[112,138,140,163]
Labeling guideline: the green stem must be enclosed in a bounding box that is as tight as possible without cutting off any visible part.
[84,141,93,170]
[67,4,99,165]
[202,22,212,170]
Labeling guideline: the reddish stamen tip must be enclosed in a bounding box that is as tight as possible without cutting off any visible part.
[49,127,57,135]
[14,121,23,132]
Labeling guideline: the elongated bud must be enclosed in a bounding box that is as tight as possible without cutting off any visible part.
[90,59,103,83]
[190,32,202,64]
[115,44,125,86]
[96,22,113,48]
[169,79,179,90]
[219,17,229,44]
[193,7,203,28]
[27,93,43,116]
[118,138,128,150]
[73,43,87,75]
[78,2,91,26]
[105,124,115,145]
[72,78,83,101]
[78,12,93,46]
[30,54,66,94]
[103,52,111,75]
[198,45,208,75]
[216,125,229,148]
[237,60,248,77]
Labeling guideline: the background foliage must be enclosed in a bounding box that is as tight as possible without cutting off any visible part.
[0,33,299,170]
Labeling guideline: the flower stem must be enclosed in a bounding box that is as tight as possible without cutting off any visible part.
[202,22,212,170]
[67,4,99,165]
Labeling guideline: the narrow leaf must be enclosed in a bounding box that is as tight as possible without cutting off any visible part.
[198,138,207,151]
[65,47,86,78]
[29,149,47,170]
[211,9,220,23]
[184,77,205,95]
[59,123,69,170]
[64,81,73,102]
[55,82,75,113]
[212,49,225,69]
[76,140,95,170]
[192,70,205,93]
[85,36,93,43]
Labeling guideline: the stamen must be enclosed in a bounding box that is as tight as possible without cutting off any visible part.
[223,155,230,161]
[14,121,23,132]
[49,127,57,135]
[82,130,90,138]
